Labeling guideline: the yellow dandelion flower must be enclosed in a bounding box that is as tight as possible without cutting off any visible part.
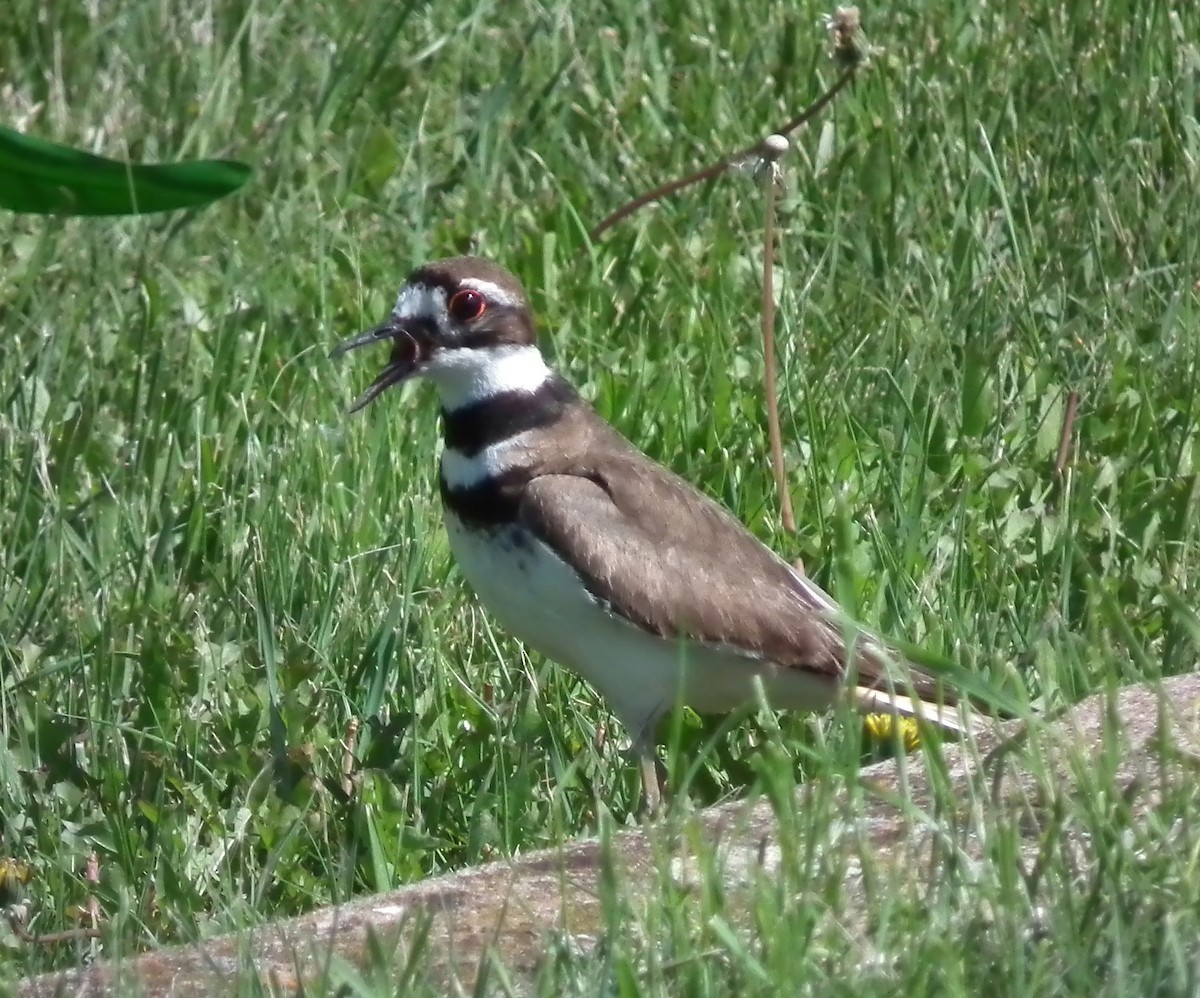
[863,714,922,752]
[0,858,34,904]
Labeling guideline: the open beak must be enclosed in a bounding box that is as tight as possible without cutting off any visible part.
[330,318,427,413]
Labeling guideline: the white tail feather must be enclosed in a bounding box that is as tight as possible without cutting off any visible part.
[852,685,972,736]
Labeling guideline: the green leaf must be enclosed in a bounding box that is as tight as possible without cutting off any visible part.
[0,124,251,215]
[1036,388,1066,461]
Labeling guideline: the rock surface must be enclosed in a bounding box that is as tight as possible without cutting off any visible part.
[16,674,1200,997]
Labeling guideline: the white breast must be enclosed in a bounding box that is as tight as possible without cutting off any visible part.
[443,510,839,745]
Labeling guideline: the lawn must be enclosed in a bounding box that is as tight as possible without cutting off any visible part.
[2,0,1200,992]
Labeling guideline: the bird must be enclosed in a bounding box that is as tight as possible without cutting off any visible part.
[332,256,967,812]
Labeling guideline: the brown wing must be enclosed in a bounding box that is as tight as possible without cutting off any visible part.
[518,451,934,698]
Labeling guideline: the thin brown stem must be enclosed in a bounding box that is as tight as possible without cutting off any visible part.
[1053,390,1080,479]
[761,167,795,532]
[588,65,859,242]
[85,852,101,930]
[341,716,360,799]
[5,905,103,945]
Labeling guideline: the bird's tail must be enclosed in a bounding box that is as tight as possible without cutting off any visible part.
[851,684,972,736]
[783,565,985,737]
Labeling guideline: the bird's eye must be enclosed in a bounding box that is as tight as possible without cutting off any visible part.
[448,289,486,322]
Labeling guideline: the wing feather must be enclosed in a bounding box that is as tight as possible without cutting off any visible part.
[518,458,943,707]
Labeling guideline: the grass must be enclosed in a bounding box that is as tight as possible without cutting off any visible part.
[2,0,1200,991]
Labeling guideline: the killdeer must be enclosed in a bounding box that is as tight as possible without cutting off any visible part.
[333,256,966,811]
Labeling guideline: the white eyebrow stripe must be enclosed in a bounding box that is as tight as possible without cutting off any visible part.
[459,277,523,308]
[394,283,446,319]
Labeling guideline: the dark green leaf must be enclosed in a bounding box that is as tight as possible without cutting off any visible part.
[0,125,251,215]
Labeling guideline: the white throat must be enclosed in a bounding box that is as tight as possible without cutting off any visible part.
[424,343,552,412]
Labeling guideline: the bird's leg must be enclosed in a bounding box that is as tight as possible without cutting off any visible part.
[630,711,670,816]
[619,738,665,815]
[638,750,667,816]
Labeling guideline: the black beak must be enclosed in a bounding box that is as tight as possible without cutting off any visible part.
[330,318,426,414]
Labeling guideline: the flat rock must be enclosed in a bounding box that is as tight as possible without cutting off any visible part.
[17,674,1200,997]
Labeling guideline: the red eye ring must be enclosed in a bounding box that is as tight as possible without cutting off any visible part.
[448,288,487,322]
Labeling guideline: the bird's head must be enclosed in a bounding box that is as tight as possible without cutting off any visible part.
[332,256,547,413]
